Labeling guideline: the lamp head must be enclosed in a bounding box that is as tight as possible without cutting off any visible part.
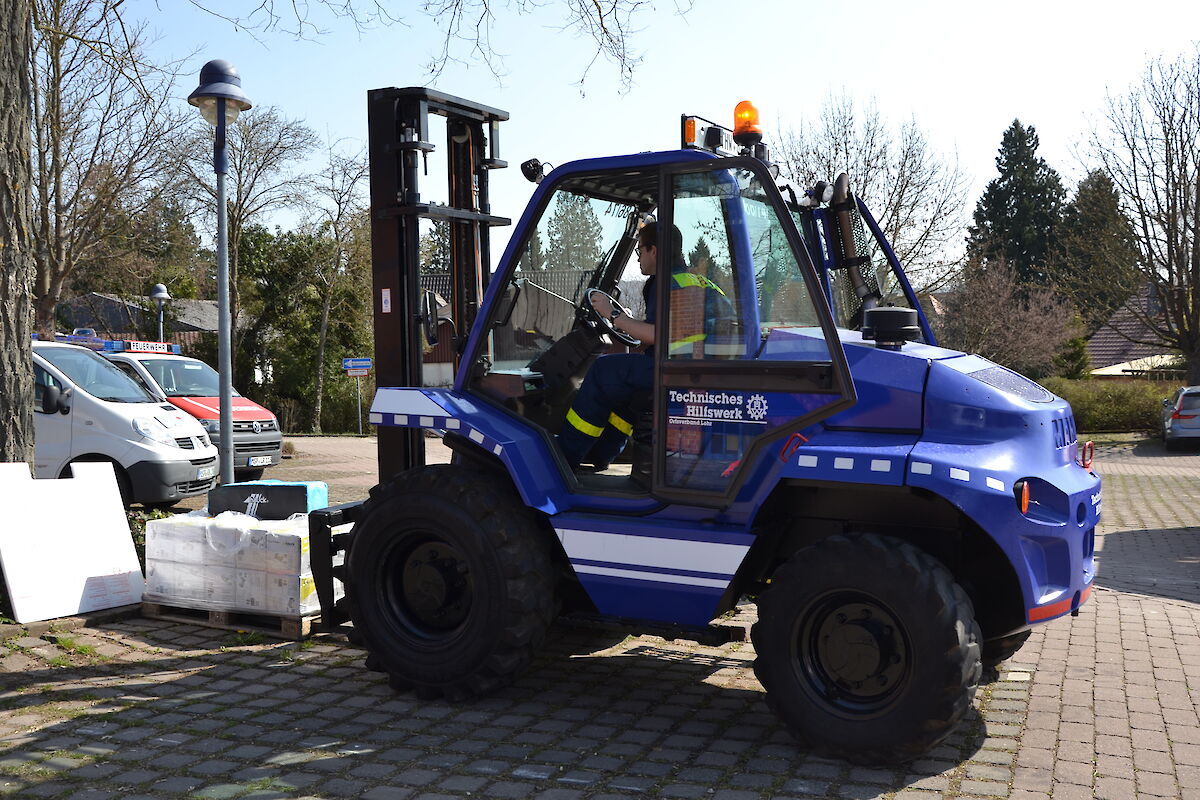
[188,59,252,126]
[150,283,171,303]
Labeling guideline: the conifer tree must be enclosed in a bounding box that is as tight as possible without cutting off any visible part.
[967,120,1065,287]
[1052,169,1139,333]
[546,194,603,271]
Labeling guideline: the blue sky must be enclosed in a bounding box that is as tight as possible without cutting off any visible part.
[139,0,1200,258]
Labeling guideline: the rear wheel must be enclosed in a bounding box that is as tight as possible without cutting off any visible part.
[752,533,981,764]
[346,465,559,699]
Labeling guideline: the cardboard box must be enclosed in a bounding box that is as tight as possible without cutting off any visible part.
[143,512,345,616]
[207,480,329,520]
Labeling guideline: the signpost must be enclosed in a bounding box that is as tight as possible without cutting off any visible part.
[343,357,373,435]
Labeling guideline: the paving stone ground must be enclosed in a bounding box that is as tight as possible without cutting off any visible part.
[3,435,1198,799]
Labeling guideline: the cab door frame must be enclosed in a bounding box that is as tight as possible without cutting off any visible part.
[650,156,857,508]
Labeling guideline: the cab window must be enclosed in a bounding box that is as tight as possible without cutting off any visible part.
[34,365,62,413]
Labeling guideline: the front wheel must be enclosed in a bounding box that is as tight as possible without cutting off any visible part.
[752,533,981,764]
[346,465,559,700]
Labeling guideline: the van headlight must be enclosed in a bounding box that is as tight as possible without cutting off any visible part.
[199,418,220,433]
[133,417,178,448]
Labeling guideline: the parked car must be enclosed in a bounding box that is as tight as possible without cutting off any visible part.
[32,339,218,507]
[1162,386,1200,450]
[103,343,283,480]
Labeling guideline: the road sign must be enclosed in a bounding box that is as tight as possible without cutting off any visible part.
[346,367,370,377]
[342,357,373,370]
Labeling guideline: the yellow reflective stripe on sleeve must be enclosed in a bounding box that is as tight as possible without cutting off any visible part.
[608,412,633,436]
[566,408,604,438]
[672,272,727,296]
[668,333,707,354]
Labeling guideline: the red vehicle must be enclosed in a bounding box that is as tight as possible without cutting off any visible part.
[103,341,283,480]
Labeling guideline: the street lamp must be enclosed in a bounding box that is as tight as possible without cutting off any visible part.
[188,60,251,486]
[149,283,171,342]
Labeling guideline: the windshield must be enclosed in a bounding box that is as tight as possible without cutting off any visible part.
[138,358,237,398]
[40,347,156,403]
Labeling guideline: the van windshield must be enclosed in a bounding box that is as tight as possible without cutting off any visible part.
[138,358,239,398]
[40,347,157,403]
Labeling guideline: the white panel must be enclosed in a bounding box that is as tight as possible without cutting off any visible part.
[911,462,933,475]
[870,460,891,472]
[446,419,461,430]
[419,416,435,427]
[370,388,449,417]
[986,477,1005,491]
[469,429,485,443]
[368,412,383,424]
[797,455,819,467]
[950,468,970,482]
[834,457,854,470]
[492,444,504,455]
[556,528,748,577]
[0,461,143,623]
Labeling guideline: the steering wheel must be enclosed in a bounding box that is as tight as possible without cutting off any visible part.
[584,288,641,347]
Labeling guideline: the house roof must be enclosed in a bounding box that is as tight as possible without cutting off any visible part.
[59,292,221,335]
[1086,289,1174,370]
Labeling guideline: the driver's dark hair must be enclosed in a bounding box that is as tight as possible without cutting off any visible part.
[639,221,683,257]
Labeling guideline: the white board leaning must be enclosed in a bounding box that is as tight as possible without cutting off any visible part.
[0,461,144,623]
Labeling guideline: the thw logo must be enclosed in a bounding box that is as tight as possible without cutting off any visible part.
[243,492,269,517]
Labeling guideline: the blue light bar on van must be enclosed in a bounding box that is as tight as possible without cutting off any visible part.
[102,340,182,354]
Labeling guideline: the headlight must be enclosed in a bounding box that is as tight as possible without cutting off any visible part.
[199,418,220,433]
[133,417,178,448]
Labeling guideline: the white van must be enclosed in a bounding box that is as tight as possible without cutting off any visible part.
[32,340,219,508]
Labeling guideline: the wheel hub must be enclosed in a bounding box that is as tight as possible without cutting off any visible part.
[396,541,473,632]
[799,595,909,712]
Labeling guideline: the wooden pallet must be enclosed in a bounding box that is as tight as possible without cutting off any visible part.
[141,601,315,640]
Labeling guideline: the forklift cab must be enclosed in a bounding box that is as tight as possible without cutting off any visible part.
[464,152,855,505]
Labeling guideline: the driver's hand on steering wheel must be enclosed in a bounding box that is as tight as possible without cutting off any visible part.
[590,292,615,319]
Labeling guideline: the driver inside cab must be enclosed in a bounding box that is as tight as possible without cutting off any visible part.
[557,221,729,473]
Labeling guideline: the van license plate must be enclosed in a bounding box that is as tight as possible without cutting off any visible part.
[197,466,216,480]
[247,455,273,467]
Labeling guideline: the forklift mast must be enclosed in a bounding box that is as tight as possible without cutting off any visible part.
[367,88,509,481]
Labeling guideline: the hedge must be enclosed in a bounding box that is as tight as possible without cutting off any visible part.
[1040,377,1171,433]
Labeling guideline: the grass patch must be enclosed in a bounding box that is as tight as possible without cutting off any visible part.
[223,630,266,647]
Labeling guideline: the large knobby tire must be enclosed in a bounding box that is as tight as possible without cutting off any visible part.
[752,533,981,764]
[982,629,1031,668]
[346,465,559,700]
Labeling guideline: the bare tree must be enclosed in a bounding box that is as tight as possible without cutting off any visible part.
[1090,46,1200,383]
[775,94,969,293]
[29,0,190,334]
[935,260,1077,379]
[302,143,369,432]
[173,106,319,358]
[189,0,670,91]
[0,0,35,464]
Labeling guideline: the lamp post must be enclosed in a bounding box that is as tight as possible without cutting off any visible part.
[150,283,171,342]
[188,60,251,486]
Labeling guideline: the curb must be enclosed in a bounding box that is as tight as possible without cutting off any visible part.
[0,603,142,640]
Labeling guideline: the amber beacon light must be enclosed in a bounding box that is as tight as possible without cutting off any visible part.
[733,100,762,146]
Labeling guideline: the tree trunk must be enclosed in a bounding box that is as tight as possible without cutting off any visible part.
[1185,350,1200,387]
[0,0,36,464]
[309,284,333,433]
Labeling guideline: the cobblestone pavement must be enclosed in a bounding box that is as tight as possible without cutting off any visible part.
[3,437,1199,799]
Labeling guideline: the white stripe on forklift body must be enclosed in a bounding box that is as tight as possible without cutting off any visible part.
[555,528,749,581]
[371,388,449,418]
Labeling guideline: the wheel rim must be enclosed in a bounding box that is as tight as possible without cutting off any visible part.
[381,533,474,639]
[795,590,910,716]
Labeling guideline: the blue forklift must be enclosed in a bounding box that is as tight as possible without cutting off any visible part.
[311,89,1100,763]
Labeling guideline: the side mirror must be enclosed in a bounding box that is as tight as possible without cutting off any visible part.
[41,385,69,414]
[494,280,523,327]
[1163,399,1172,407]
[419,290,441,347]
